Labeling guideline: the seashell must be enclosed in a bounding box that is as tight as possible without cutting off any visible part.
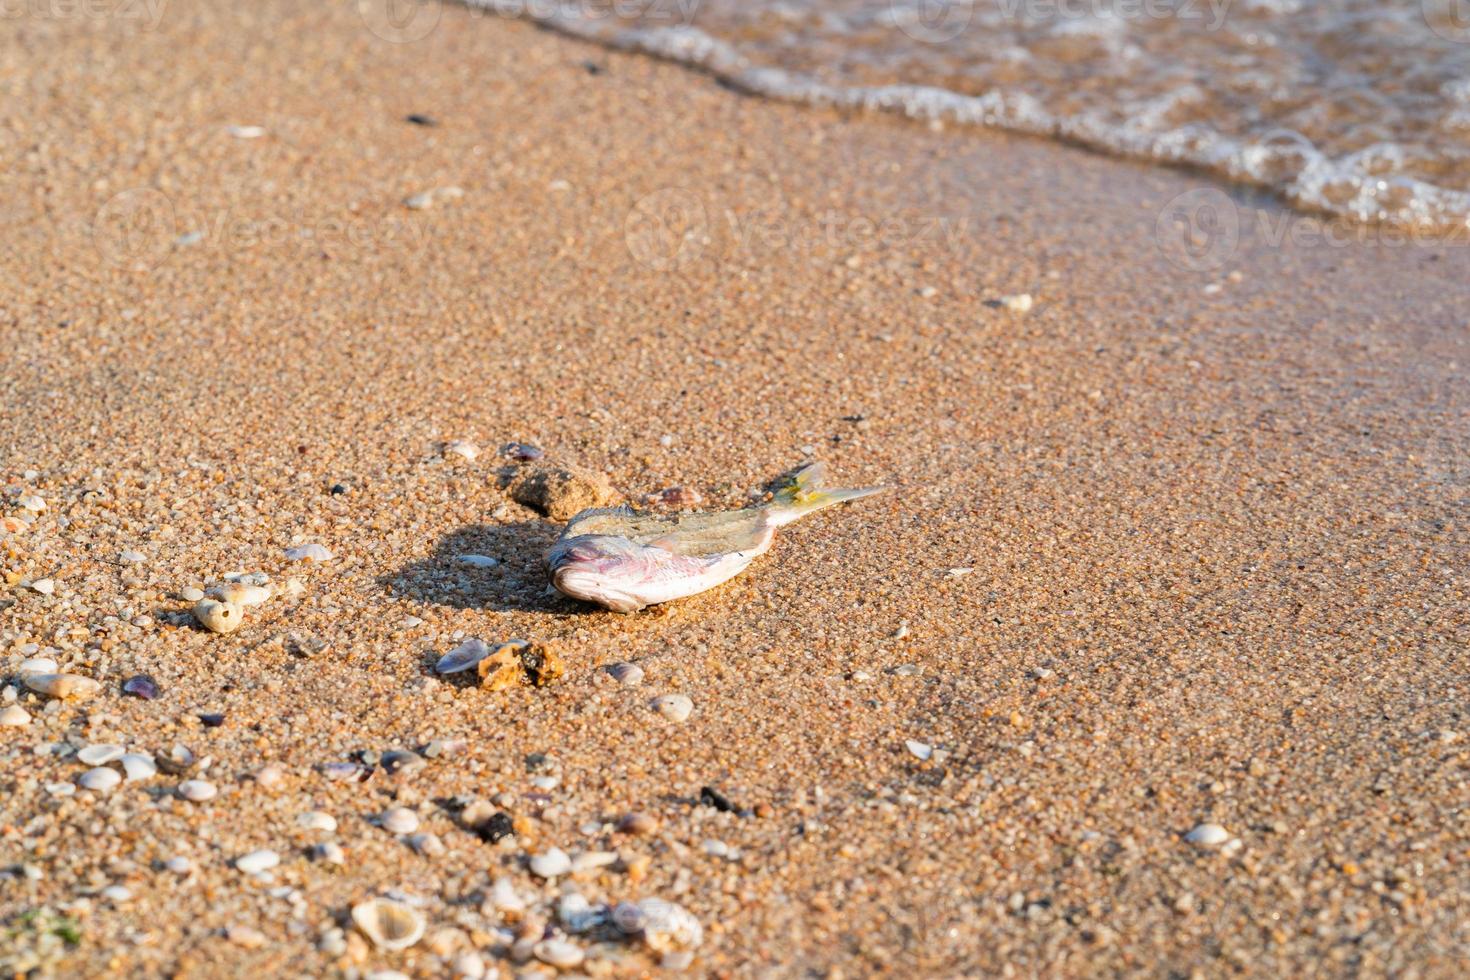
[442,440,479,460]
[650,693,693,723]
[255,763,286,787]
[1184,823,1231,848]
[408,832,445,856]
[380,750,425,776]
[606,662,644,686]
[119,549,146,564]
[454,554,499,568]
[193,599,243,634]
[452,951,486,978]
[120,753,157,781]
[610,901,644,934]
[121,674,160,699]
[533,939,584,969]
[235,849,279,874]
[180,586,205,602]
[499,441,544,461]
[178,779,217,802]
[558,892,603,933]
[435,639,490,674]
[636,898,703,951]
[0,705,31,727]
[29,578,55,595]
[164,856,193,874]
[284,543,333,562]
[18,657,58,676]
[380,806,419,834]
[570,850,617,873]
[78,767,122,792]
[17,494,46,512]
[298,811,337,833]
[487,876,526,913]
[904,740,933,761]
[529,847,571,879]
[223,571,271,587]
[207,582,272,606]
[1000,293,1034,313]
[227,124,266,138]
[24,673,101,701]
[322,761,364,781]
[78,744,125,766]
[312,841,346,865]
[616,812,659,836]
[351,897,425,951]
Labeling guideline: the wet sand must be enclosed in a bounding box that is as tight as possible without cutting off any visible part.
[1,1,1468,976]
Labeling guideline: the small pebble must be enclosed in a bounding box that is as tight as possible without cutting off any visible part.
[1184,823,1232,848]
[529,847,572,878]
[193,599,243,634]
[120,753,157,781]
[285,543,333,562]
[29,578,55,595]
[650,694,693,723]
[606,662,644,686]
[905,740,933,761]
[408,832,445,856]
[24,673,101,700]
[227,124,266,138]
[570,850,617,872]
[17,494,46,511]
[617,812,659,836]
[455,554,500,568]
[312,841,346,865]
[226,926,267,948]
[17,657,57,676]
[164,856,194,875]
[102,885,132,903]
[180,587,205,602]
[256,763,286,787]
[452,951,486,978]
[298,811,338,833]
[199,713,225,728]
[533,939,584,969]
[178,779,218,802]
[1000,293,1034,313]
[78,744,125,765]
[443,439,479,460]
[78,767,122,792]
[0,704,31,727]
[381,807,420,834]
[235,849,279,874]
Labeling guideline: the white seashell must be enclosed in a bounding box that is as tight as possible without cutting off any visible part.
[29,578,55,595]
[102,885,132,902]
[178,779,218,802]
[24,673,100,700]
[180,586,205,602]
[224,571,271,586]
[235,849,279,874]
[570,850,618,873]
[45,781,75,797]
[351,897,425,951]
[443,440,479,460]
[611,901,644,934]
[436,639,490,674]
[404,191,435,211]
[78,744,125,766]
[207,583,272,606]
[606,662,644,686]
[488,876,526,913]
[297,811,337,833]
[78,767,122,792]
[285,543,333,562]
[1,705,31,726]
[408,832,445,856]
[1001,293,1034,313]
[312,841,346,865]
[119,549,146,564]
[529,847,571,879]
[193,599,243,634]
[120,753,157,781]
[650,693,693,723]
[533,939,584,969]
[454,554,499,568]
[637,898,703,951]
[451,951,487,978]
[380,806,419,834]
[164,856,194,874]
[1184,823,1231,848]
[17,657,57,676]
[17,494,46,512]
[904,740,933,761]
[558,892,602,933]
[227,124,266,138]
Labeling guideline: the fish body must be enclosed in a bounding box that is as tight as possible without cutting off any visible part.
[546,463,882,612]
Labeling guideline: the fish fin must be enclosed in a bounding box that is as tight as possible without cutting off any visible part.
[562,505,639,535]
[765,462,885,527]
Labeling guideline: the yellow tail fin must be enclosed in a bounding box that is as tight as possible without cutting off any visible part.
[767,462,885,527]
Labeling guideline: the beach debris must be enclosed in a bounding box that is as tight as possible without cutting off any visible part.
[24,673,101,701]
[477,639,565,691]
[298,811,338,833]
[165,856,194,875]
[235,850,279,874]
[193,598,243,634]
[1184,823,1232,848]
[500,441,544,461]
[121,674,160,700]
[178,779,217,802]
[0,705,31,726]
[285,543,333,562]
[405,113,437,126]
[436,638,490,674]
[207,582,272,606]
[455,554,499,568]
[529,847,572,879]
[381,806,420,834]
[226,124,266,139]
[698,786,736,812]
[120,754,156,781]
[905,739,934,761]
[507,461,619,521]
[999,293,1034,313]
[351,897,425,951]
[606,662,644,686]
[77,744,125,766]
[78,768,121,793]
[547,462,882,612]
[650,694,693,723]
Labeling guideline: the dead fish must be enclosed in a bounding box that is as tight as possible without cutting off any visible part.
[546,462,883,612]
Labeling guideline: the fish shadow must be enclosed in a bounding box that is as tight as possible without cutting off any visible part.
[380,521,581,614]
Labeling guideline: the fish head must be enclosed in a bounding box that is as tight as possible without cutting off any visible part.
[546,534,658,613]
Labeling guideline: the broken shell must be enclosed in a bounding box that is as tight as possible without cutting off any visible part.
[529,847,571,879]
[178,779,218,802]
[24,673,101,701]
[29,578,55,595]
[533,939,584,969]
[904,740,933,761]
[455,554,500,568]
[235,849,279,874]
[77,744,125,765]
[637,899,703,951]
[606,662,644,686]
[193,599,243,634]
[78,767,122,792]
[207,582,272,606]
[443,439,479,460]
[351,897,425,951]
[381,806,420,834]
[120,754,157,781]
[0,705,31,727]
[18,657,58,676]
[436,638,491,674]
[650,694,693,723]
[16,494,46,511]
[298,811,338,833]
[284,543,333,562]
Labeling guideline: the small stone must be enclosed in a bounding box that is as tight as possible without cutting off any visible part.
[297,811,337,833]
[650,693,693,723]
[1184,823,1231,848]
[29,578,55,595]
[226,926,267,948]
[178,779,218,802]
[636,898,703,951]
[381,806,420,834]
[529,847,572,879]
[256,763,286,787]
[477,640,565,690]
[499,441,543,461]
[904,740,933,761]
[1000,293,1034,313]
[533,939,584,969]
[102,885,132,902]
[193,599,243,634]
[617,812,659,836]
[452,951,486,978]
[0,704,31,727]
[235,849,279,874]
[699,786,736,812]
[45,782,75,797]
[120,753,157,781]
[16,494,46,512]
[227,124,266,138]
[408,832,445,856]
[506,462,618,521]
[164,856,194,875]
[312,841,346,865]
[78,767,122,792]
[455,554,500,568]
[17,657,57,676]
[199,712,225,728]
[661,951,696,970]
[436,638,490,674]
[381,750,426,776]
[24,673,101,701]
[207,582,272,606]
[78,744,125,765]
[488,876,526,913]
[180,587,205,602]
[571,850,617,872]
[405,191,436,210]
[284,543,333,562]
[606,662,643,686]
[443,439,479,460]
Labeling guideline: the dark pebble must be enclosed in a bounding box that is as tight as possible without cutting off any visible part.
[699,786,737,813]
[121,675,160,700]
[199,713,225,728]
[382,749,426,775]
[477,812,515,844]
[405,113,437,126]
[499,442,544,461]
[329,483,348,495]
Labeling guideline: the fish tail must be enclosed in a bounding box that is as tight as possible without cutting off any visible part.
[765,462,885,527]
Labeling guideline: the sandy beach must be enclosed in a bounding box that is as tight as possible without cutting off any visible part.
[2,0,1468,976]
